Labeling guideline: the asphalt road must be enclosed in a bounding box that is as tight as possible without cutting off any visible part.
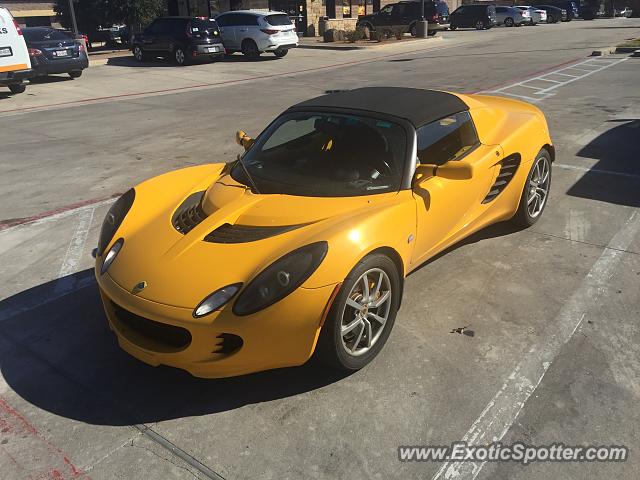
[1,17,639,480]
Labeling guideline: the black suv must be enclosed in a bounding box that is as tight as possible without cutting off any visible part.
[449,4,497,30]
[132,17,224,65]
[356,1,449,37]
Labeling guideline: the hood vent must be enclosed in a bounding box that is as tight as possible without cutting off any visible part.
[172,191,208,234]
[482,154,521,204]
[204,223,305,244]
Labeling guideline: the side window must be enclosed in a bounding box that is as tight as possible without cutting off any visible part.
[454,6,465,14]
[236,14,259,26]
[392,4,405,16]
[380,5,393,14]
[496,7,505,13]
[416,111,479,166]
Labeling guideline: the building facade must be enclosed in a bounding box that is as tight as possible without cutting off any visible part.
[3,0,57,27]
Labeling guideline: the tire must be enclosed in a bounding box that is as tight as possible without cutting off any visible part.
[133,46,145,62]
[273,48,288,58]
[449,22,457,30]
[410,23,417,36]
[516,22,523,26]
[8,83,26,94]
[427,29,437,36]
[241,39,260,59]
[475,19,485,30]
[505,17,514,27]
[174,46,188,66]
[315,253,401,372]
[68,70,83,79]
[512,149,552,228]
[548,14,557,23]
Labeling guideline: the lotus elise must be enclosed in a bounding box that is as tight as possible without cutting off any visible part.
[96,87,553,377]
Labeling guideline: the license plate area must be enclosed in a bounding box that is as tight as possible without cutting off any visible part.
[0,47,12,58]
[53,49,69,57]
[206,46,220,53]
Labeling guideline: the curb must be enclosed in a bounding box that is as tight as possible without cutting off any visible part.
[590,45,617,56]
[615,46,640,53]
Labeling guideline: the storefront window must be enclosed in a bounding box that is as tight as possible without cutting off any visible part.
[342,0,364,17]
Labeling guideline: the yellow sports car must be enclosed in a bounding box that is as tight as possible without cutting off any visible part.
[96,87,553,378]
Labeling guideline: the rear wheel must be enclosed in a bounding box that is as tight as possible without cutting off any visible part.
[410,23,417,36]
[273,48,288,58]
[68,70,83,79]
[512,149,552,228]
[316,254,400,371]
[427,29,437,36]
[449,21,457,30]
[8,83,26,94]
[475,19,486,30]
[548,14,557,23]
[505,17,514,27]
[174,47,188,65]
[241,39,260,59]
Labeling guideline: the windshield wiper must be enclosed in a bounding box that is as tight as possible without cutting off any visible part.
[235,154,261,195]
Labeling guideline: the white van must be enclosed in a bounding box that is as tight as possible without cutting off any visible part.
[0,6,32,94]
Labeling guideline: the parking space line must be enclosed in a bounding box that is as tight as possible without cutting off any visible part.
[54,208,96,294]
[534,78,562,83]
[432,210,640,480]
[555,162,640,181]
[517,84,545,90]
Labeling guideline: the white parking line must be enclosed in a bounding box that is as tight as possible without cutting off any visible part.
[555,163,640,181]
[432,210,640,480]
[484,57,629,102]
[54,208,95,294]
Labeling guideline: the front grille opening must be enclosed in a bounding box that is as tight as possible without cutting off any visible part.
[204,223,305,244]
[172,191,208,234]
[482,154,521,204]
[111,302,191,353]
[212,333,243,356]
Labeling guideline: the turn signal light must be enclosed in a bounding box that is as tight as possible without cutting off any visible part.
[260,29,279,35]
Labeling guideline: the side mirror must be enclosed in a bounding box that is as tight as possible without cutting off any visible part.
[235,130,255,151]
[414,161,473,182]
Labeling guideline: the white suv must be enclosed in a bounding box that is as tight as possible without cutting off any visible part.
[216,11,298,59]
[0,6,32,94]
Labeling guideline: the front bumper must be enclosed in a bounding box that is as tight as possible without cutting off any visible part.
[97,269,336,378]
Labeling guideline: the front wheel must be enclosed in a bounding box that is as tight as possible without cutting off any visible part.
[505,17,514,27]
[68,70,83,79]
[273,49,288,58]
[512,149,552,228]
[316,254,401,371]
[133,46,145,62]
[449,23,457,30]
[8,83,26,94]
[475,19,486,30]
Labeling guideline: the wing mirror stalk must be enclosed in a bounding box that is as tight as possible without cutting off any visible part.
[236,130,255,151]
[415,161,473,181]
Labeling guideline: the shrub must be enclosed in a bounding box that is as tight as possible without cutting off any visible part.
[344,26,367,43]
[392,26,406,40]
[323,29,345,43]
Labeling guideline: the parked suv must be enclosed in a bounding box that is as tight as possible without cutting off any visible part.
[449,4,497,30]
[356,1,448,37]
[216,11,298,59]
[132,17,224,66]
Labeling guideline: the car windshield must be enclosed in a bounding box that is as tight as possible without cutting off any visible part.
[231,112,407,197]
[24,29,72,42]
[265,14,292,26]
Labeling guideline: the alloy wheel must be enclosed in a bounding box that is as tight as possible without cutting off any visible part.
[175,48,185,65]
[340,268,392,357]
[134,47,143,61]
[527,155,551,218]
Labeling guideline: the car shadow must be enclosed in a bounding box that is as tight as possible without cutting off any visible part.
[566,119,640,207]
[0,269,350,426]
[106,53,280,68]
[28,75,74,84]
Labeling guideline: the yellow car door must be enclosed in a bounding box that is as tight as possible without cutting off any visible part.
[410,111,502,267]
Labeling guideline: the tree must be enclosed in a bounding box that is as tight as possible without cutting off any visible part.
[55,0,164,34]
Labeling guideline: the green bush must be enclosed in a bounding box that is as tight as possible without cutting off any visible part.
[344,27,366,43]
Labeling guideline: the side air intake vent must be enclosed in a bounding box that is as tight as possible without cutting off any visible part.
[172,191,208,234]
[204,223,305,244]
[482,154,521,204]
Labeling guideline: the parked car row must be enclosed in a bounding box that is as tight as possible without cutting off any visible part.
[1,6,89,95]
[131,12,299,66]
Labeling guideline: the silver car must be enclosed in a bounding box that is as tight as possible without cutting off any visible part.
[216,10,298,59]
[495,6,526,26]
[515,6,544,24]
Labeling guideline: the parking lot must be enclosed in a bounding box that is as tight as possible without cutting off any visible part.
[1,17,640,480]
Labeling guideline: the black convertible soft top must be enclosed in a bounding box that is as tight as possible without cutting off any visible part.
[289,87,469,128]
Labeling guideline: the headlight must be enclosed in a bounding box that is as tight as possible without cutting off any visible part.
[100,238,124,275]
[193,283,243,318]
[98,189,135,256]
[233,242,328,316]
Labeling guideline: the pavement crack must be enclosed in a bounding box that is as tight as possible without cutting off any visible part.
[129,441,204,480]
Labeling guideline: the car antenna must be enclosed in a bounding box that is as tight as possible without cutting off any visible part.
[236,153,261,195]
